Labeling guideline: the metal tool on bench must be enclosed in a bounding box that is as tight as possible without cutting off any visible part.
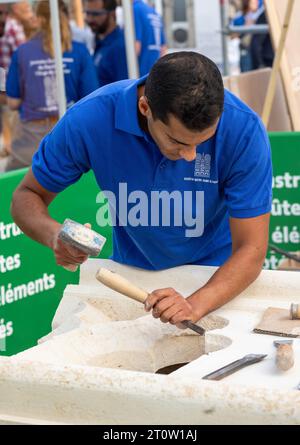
[58,219,106,272]
[269,244,300,263]
[290,304,300,320]
[202,354,267,381]
[96,268,205,336]
[274,339,294,371]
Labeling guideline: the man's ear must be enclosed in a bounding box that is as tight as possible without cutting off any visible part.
[138,96,152,118]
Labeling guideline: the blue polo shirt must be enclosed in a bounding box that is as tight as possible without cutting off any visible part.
[133,0,166,76]
[32,76,272,270]
[6,34,99,121]
[93,26,128,87]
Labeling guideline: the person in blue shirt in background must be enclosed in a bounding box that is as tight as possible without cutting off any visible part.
[231,0,263,72]
[84,0,167,86]
[11,52,272,329]
[84,0,128,86]
[250,2,274,70]
[5,0,98,171]
[133,0,167,76]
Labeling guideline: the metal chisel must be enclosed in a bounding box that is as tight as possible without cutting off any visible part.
[96,268,205,336]
[202,353,267,381]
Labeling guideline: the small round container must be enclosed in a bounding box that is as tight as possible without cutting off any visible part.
[290,303,300,320]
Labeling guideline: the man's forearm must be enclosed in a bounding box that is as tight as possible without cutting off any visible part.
[11,187,60,249]
[187,245,266,320]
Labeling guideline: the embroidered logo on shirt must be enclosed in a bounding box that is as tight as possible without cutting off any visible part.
[194,153,211,178]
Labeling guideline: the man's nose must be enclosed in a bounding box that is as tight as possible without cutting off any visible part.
[179,146,197,162]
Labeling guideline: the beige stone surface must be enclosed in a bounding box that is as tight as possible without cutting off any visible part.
[0,259,299,425]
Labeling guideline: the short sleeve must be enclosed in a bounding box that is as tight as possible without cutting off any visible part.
[224,121,272,218]
[6,50,21,98]
[32,112,91,193]
[78,44,99,98]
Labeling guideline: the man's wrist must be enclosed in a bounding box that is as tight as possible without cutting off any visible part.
[187,289,212,321]
[47,220,62,250]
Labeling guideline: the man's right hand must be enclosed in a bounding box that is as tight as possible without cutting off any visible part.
[51,223,91,272]
[11,169,91,273]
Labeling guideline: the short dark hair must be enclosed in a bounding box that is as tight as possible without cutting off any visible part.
[85,0,118,11]
[103,0,118,9]
[145,52,224,132]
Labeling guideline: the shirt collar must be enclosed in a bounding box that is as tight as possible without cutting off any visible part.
[115,74,148,137]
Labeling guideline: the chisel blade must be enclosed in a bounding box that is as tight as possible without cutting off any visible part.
[202,354,267,381]
[181,320,205,336]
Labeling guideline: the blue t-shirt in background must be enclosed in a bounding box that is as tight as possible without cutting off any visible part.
[133,0,166,76]
[31,77,272,271]
[232,2,265,27]
[6,34,99,121]
[93,26,128,87]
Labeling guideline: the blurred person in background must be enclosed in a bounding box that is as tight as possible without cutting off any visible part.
[0,3,9,160]
[11,1,39,40]
[84,0,128,86]
[84,0,167,85]
[0,3,8,39]
[67,0,94,53]
[5,0,98,172]
[250,2,274,70]
[0,4,9,99]
[1,1,27,71]
[132,0,167,76]
[0,1,38,159]
[229,1,242,20]
[231,0,263,72]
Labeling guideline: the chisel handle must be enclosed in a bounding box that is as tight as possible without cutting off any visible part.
[96,268,149,303]
[96,268,206,336]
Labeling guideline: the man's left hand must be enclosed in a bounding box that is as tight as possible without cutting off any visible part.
[144,288,195,327]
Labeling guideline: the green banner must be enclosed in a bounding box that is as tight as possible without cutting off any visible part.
[265,133,300,270]
[0,169,112,356]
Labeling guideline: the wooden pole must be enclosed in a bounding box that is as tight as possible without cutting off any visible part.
[122,0,139,78]
[73,0,84,29]
[262,0,295,128]
[50,0,66,118]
